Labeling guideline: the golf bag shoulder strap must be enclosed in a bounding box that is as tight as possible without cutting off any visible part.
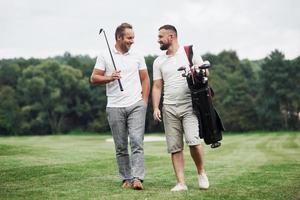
[184,45,193,67]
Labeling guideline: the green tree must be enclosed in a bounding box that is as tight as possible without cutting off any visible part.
[0,62,21,88]
[0,86,20,135]
[86,85,109,132]
[257,50,289,130]
[55,52,96,77]
[283,57,300,129]
[18,60,90,134]
[207,51,258,131]
[291,57,300,129]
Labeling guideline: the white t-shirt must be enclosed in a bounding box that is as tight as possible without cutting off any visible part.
[94,47,147,107]
[153,46,203,105]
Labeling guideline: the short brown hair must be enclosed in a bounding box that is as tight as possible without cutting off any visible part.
[159,25,177,37]
[115,23,133,40]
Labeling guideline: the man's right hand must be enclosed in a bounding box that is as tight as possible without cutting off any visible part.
[111,70,121,81]
[153,108,162,122]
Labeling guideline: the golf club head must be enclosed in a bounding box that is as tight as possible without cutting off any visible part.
[177,66,186,71]
[198,60,211,69]
[99,28,104,34]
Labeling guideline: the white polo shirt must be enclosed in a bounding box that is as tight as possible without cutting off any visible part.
[153,46,203,105]
[94,47,147,107]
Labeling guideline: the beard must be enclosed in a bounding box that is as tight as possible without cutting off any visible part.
[160,43,170,50]
[121,43,131,53]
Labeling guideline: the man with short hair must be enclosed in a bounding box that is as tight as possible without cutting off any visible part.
[152,24,209,191]
[90,22,150,190]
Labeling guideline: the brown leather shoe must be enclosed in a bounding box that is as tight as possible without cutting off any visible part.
[132,179,144,190]
[121,180,132,189]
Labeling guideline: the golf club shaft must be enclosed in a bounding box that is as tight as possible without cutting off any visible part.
[102,30,124,91]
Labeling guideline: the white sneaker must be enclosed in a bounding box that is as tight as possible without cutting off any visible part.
[170,183,188,192]
[198,172,209,189]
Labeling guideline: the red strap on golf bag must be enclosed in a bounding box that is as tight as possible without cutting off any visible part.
[184,45,193,67]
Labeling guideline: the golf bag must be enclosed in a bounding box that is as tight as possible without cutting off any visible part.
[182,45,224,148]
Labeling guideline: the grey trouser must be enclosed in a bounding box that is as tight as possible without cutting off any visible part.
[106,100,147,181]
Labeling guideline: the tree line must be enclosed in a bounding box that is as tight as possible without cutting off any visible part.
[0,50,299,135]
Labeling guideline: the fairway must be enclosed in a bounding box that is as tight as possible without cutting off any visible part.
[0,132,299,200]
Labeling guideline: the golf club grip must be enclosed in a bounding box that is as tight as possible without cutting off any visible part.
[117,79,124,91]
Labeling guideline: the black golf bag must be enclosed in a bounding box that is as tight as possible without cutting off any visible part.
[182,45,224,148]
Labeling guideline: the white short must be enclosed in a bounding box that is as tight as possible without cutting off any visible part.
[162,103,201,153]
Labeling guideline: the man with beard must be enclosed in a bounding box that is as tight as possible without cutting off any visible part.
[152,25,209,191]
[90,23,150,190]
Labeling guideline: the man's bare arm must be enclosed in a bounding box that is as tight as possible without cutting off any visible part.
[152,79,163,121]
[90,69,121,85]
[139,69,150,104]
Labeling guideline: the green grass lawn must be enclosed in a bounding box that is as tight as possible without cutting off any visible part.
[0,132,299,200]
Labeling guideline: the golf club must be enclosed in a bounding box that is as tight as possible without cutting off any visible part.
[99,28,124,91]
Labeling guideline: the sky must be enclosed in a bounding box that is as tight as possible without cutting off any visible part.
[1,0,299,60]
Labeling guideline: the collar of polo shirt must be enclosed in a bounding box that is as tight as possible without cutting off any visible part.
[113,46,131,56]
